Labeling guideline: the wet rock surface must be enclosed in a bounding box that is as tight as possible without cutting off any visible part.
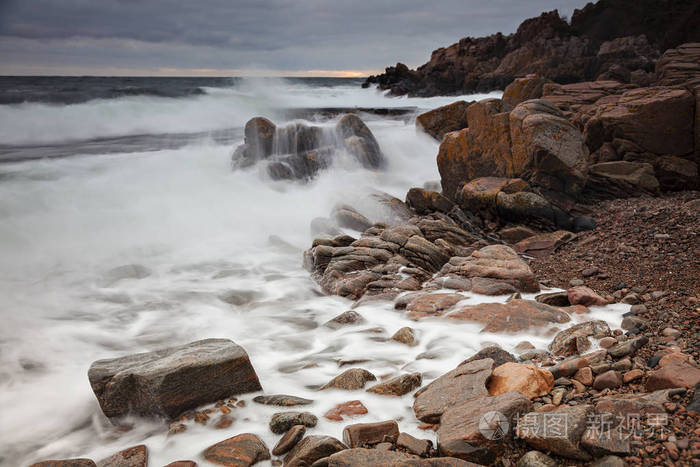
[87,339,261,420]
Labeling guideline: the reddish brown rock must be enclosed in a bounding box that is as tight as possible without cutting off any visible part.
[30,461,96,467]
[163,462,196,467]
[434,245,540,295]
[581,427,634,457]
[567,286,607,307]
[366,373,422,396]
[548,350,607,378]
[320,368,377,390]
[622,369,644,383]
[203,434,270,467]
[401,292,465,318]
[405,188,455,215]
[658,351,695,368]
[284,436,347,467]
[396,432,432,456]
[646,362,700,391]
[391,327,418,346]
[502,75,552,107]
[458,177,529,213]
[88,339,261,420]
[594,389,677,418]
[416,100,471,141]
[487,362,554,399]
[342,420,399,447]
[97,445,148,467]
[272,425,306,456]
[549,320,611,356]
[447,299,570,333]
[413,358,493,423]
[513,231,575,257]
[438,392,533,464]
[324,400,368,422]
[584,86,695,157]
[574,367,594,386]
[516,405,593,460]
[588,161,660,193]
[499,225,536,244]
[328,448,481,466]
[593,370,623,390]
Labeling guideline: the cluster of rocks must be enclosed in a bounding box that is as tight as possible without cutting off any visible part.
[364,0,699,96]
[231,113,383,180]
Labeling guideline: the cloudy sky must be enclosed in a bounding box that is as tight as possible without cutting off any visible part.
[0,0,590,76]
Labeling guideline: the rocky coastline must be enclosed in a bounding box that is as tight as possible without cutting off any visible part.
[29,1,700,466]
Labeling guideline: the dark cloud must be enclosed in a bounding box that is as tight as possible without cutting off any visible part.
[0,0,591,74]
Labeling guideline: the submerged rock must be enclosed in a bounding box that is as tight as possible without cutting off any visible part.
[88,339,261,420]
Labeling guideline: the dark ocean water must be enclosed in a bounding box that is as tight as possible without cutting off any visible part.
[0,76,364,105]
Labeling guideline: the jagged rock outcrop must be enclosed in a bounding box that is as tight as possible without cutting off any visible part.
[231,114,383,180]
[364,0,699,96]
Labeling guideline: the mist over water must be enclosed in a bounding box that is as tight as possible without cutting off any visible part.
[0,78,624,466]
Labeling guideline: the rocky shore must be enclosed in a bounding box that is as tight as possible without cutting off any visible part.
[29,1,700,466]
[364,0,699,97]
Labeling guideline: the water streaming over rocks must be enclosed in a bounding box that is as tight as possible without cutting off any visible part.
[0,77,627,466]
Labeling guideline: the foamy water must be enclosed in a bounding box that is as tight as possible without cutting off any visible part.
[0,79,625,466]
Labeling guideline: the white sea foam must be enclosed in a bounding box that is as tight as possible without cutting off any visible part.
[0,79,625,466]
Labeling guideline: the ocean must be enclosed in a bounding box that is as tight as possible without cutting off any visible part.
[0,77,625,465]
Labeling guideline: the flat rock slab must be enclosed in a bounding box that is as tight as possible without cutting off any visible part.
[252,394,313,406]
[96,445,147,467]
[203,433,271,467]
[516,405,592,460]
[30,461,97,467]
[447,299,570,333]
[88,339,261,419]
[438,392,533,464]
[343,420,399,447]
[413,358,494,423]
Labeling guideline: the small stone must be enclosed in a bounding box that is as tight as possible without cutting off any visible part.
[568,286,607,306]
[621,293,641,305]
[390,327,417,346]
[366,373,422,396]
[323,400,368,421]
[551,387,566,406]
[574,367,594,386]
[599,337,617,349]
[593,370,623,390]
[487,362,554,399]
[325,311,364,329]
[253,394,314,406]
[569,279,584,287]
[462,346,517,367]
[203,435,270,467]
[269,412,318,434]
[607,335,648,358]
[272,425,306,456]
[589,455,627,467]
[321,368,376,390]
[30,460,96,467]
[661,328,681,339]
[396,432,432,456]
[623,369,644,383]
[343,420,399,447]
[214,415,234,429]
[582,267,599,277]
[517,450,556,467]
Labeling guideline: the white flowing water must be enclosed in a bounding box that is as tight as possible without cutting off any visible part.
[0,79,626,466]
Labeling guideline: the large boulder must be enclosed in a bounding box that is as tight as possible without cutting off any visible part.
[509,99,588,195]
[654,155,699,191]
[655,42,700,86]
[413,358,493,423]
[416,100,471,140]
[437,99,513,200]
[584,87,695,157]
[88,339,261,420]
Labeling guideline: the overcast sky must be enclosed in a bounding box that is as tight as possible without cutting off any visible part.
[0,0,590,76]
